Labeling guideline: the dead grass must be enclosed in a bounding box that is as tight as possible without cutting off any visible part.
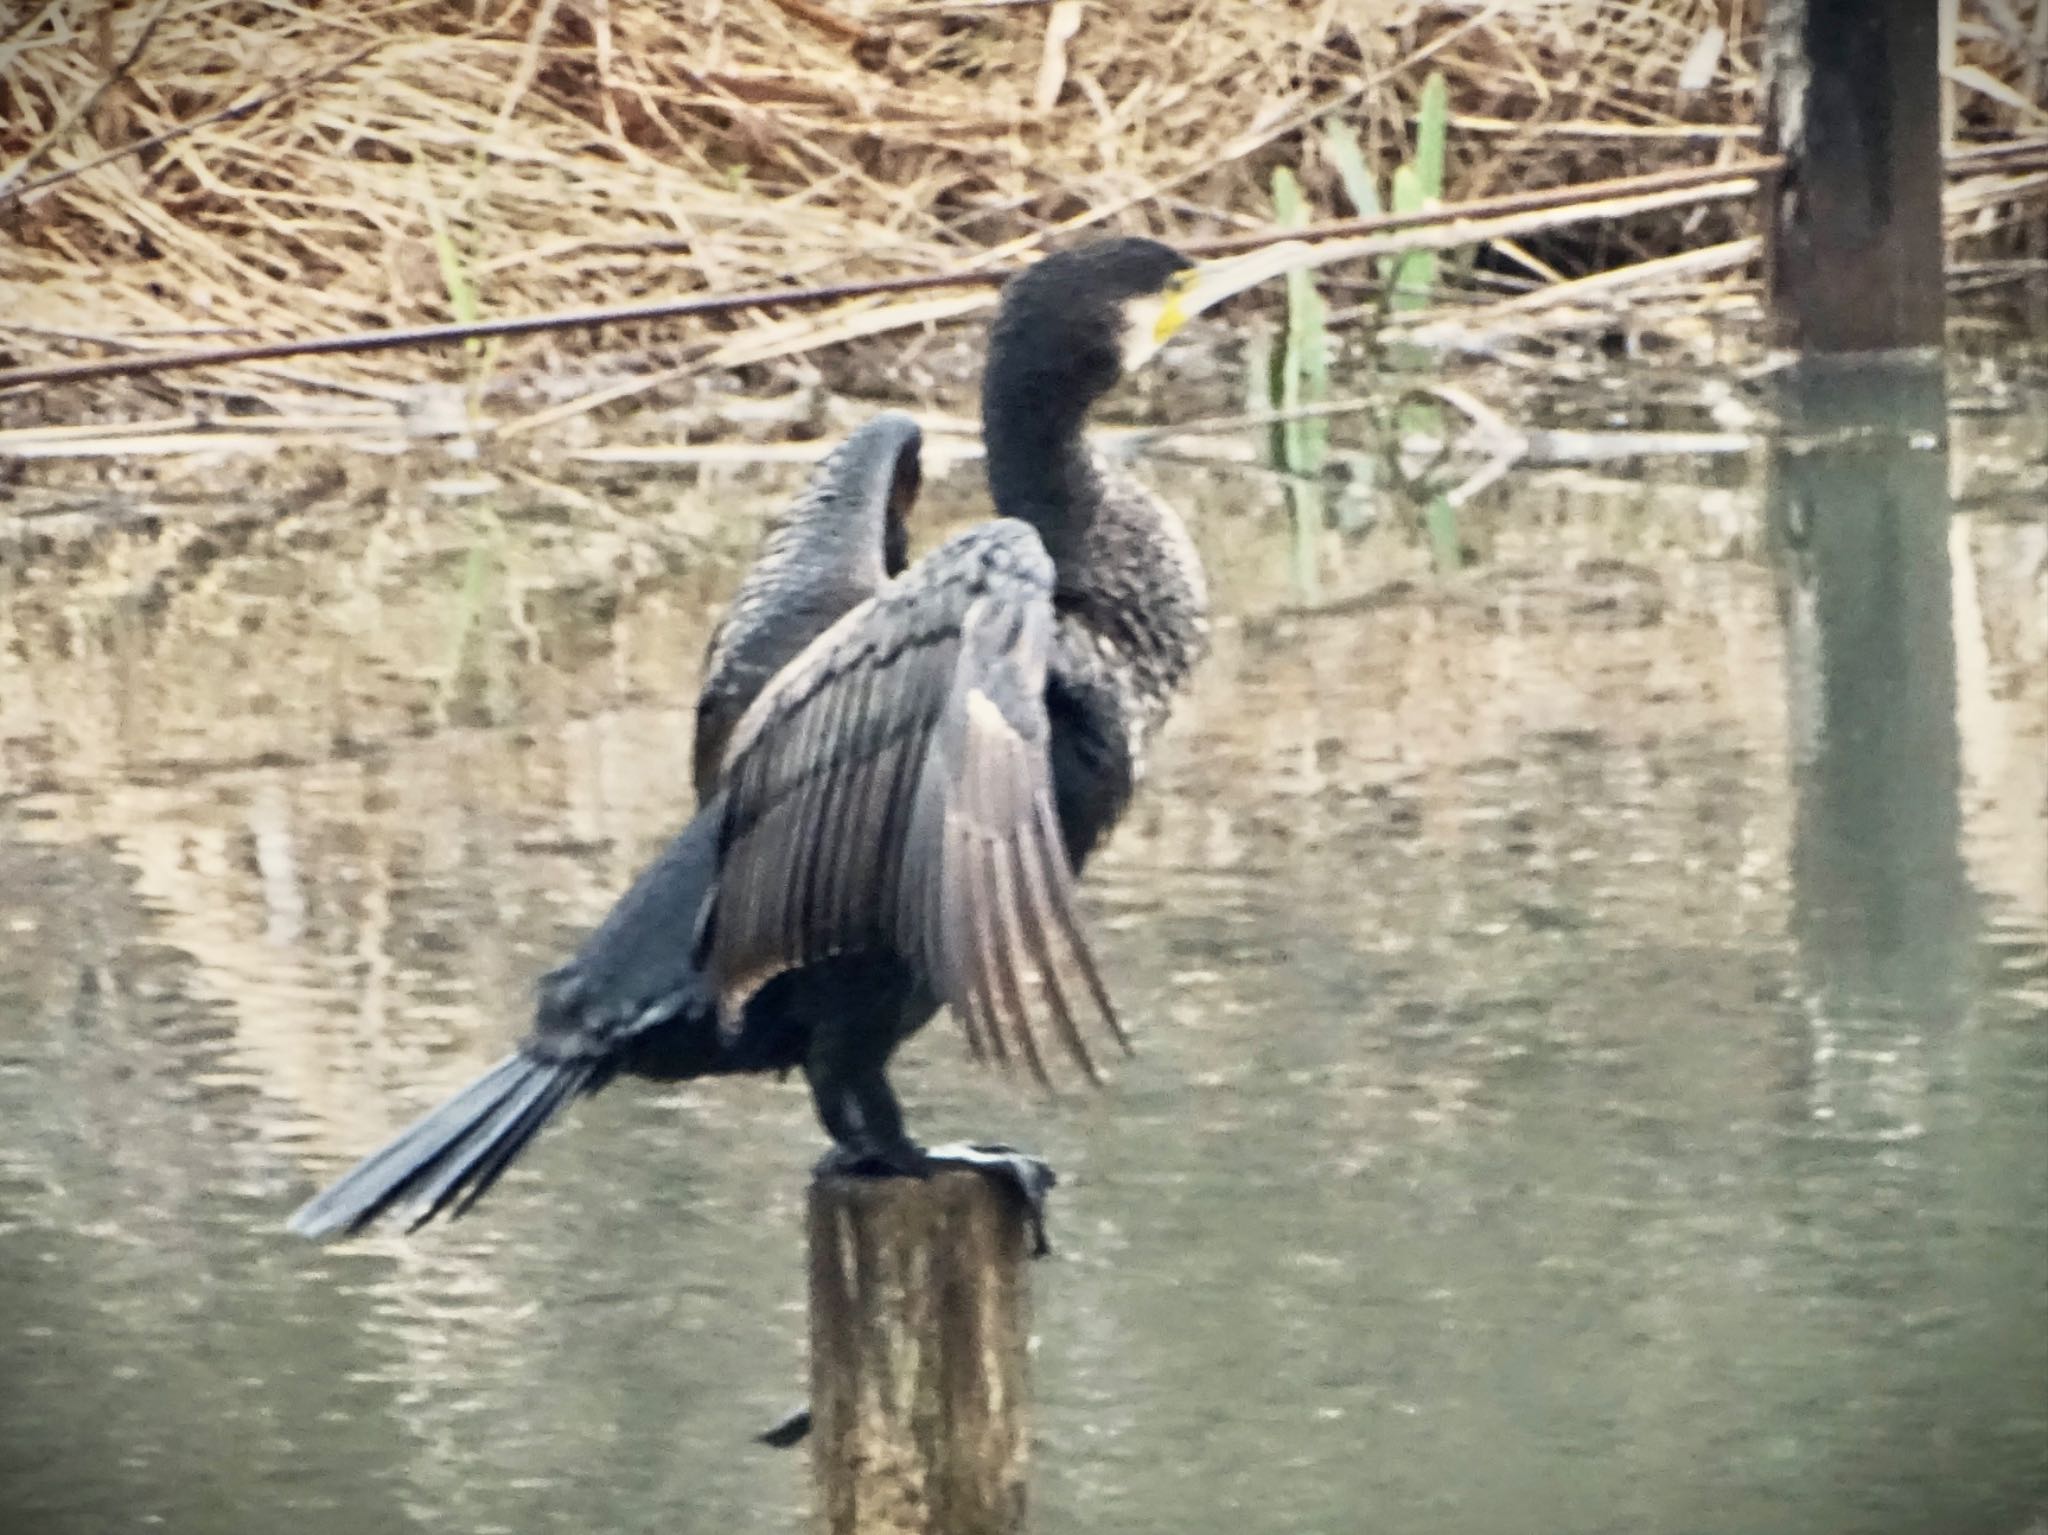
[1,0,2041,408]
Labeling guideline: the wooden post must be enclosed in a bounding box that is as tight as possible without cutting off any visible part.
[1761,0,1945,352]
[808,1169,1032,1535]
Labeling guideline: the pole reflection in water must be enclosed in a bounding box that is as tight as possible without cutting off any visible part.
[1769,359,1971,1122]
[1761,359,2046,1528]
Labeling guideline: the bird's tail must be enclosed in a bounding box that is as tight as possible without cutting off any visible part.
[286,1050,597,1240]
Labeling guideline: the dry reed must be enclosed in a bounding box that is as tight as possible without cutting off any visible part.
[1,0,2041,412]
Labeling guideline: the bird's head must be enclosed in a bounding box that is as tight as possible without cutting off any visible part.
[987,235,1311,417]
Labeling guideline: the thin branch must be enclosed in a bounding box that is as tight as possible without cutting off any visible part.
[0,0,176,193]
[763,0,872,43]
[0,42,385,207]
[1186,158,1780,257]
[1120,396,1383,448]
[0,158,1780,393]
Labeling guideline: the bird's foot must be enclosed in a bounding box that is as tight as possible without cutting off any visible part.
[923,1142,1058,1258]
[810,1141,1058,1256]
[811,1141,929,1181]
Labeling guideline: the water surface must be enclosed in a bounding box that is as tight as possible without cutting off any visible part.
[2,387,2044,1534]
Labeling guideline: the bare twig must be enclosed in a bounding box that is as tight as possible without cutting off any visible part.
[1186,159,1780,256]
[0,0,175,193]
[1392,238,1762,347]
[1122,396,1383,447]
[762,0,871,43]
[0,271,990,392]
[0,42,384,207]
[0,159,1778,393]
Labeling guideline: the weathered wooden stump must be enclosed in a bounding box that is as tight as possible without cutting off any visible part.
[808,1168,1033,1535]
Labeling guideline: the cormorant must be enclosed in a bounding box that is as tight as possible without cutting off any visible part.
[287,235,1294,1240]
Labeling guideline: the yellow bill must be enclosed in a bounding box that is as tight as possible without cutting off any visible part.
[1121,240,1318,370]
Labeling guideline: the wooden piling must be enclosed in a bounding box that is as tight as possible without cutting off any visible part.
[807,1169,1033,1535]
[1761,0,1945,353]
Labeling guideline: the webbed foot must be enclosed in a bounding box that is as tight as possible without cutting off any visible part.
[809,1141,1058,1256]
[924,1142,1057,1258]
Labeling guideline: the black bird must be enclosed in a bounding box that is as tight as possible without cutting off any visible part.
[287,236,1293,1240]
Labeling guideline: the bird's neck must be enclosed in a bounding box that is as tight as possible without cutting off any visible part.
[988,391,1210,736]
[982,378,1103,566]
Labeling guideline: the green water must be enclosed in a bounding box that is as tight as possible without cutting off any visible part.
[2,383,2043,1534]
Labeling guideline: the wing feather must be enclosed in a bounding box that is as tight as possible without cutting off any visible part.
[957,823,1016,1073]
[1026,794,1130,1055]
[954,686,1056,1085]
[985,837,1060,1089]
[704,520,1128,1087]
[693,411,921,796]
[818,652,886,940]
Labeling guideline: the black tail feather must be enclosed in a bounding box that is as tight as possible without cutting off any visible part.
[391,1061,564,1230]
[432,1064,593,1236]
[288,805,732,1241]
[286,1052,588,1240]
[445,1061,592,1223]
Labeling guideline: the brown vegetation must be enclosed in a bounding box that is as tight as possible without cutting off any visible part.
[1,0,2042,403]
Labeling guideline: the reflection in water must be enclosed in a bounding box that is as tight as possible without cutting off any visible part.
[2,426,2045,1535]
[1775,366,1966,969]
[1757,362,2045,1534]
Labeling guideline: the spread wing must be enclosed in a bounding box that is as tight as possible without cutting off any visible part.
[692,411,922,797]
[701,519,1128,1088]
